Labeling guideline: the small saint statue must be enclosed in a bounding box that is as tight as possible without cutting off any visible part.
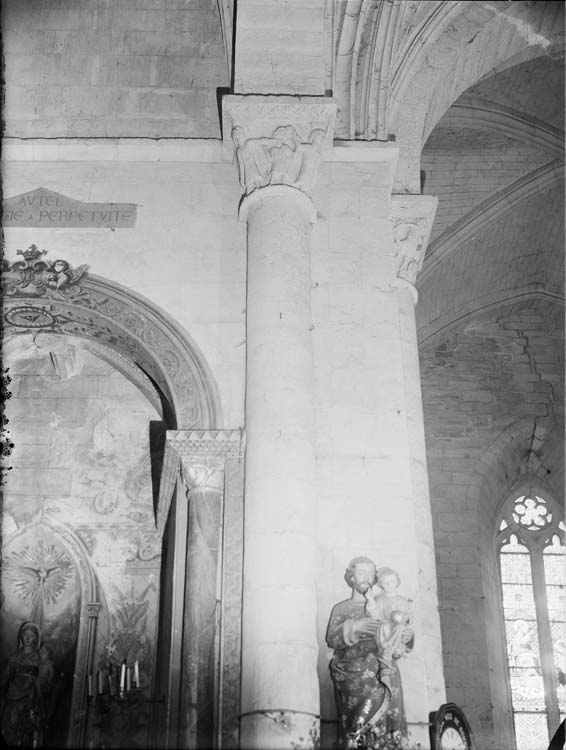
[0,622,54,748]
[326,558,414,749]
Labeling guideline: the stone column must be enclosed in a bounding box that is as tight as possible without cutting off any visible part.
[389,195,446,745]
[155,429,244,749]
[81,601,102,747]
[222,95,336,750]
[181,458,224,749]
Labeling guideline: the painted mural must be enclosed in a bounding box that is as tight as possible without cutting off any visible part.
[1,335,162,748]
[1,528,81,748]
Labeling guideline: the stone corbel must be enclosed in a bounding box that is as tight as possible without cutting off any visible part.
[389,195,438,304]
[222,94,336,197]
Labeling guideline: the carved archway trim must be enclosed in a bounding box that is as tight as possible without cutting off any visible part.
[3,270,221,429]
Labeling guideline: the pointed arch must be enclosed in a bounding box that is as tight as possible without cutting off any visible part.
[495,485,565,747]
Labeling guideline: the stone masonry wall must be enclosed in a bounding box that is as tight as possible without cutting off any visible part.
[421,128,554,243]
[1,141,247,430]
[2,0,228,138]
[420,300,564,749]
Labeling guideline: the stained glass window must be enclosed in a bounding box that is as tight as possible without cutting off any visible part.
[544,537,566,718]
[498,494,565,749]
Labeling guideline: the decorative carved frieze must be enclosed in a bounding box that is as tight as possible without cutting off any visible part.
[389,195,438,301]
[2,261,218,429]
[222,95,336,196]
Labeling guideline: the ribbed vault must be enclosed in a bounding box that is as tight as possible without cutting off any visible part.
[332,0,564,191]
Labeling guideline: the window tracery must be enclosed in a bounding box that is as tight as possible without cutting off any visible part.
[497,492,565,750]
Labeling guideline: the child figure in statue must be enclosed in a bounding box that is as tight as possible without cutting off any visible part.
[366,567,411,638]
[364,567,414,746]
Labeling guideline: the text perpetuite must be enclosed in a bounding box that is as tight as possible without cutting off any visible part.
[3,188,137,228]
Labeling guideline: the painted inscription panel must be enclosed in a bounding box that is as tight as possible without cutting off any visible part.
[3,188,137,228]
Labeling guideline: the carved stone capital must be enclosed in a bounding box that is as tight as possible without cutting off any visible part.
[156,430,245,531]
[222,94,336,197]
[86,602,102,619]
[389,195,438,301]
[181,462,224,495]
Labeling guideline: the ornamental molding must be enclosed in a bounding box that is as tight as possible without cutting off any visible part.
[156,430,244,533]
[2,244,88,298]
[167,429,245,463]
[332,0,465,140]
[222,94,336,196]
[2,247,220,430]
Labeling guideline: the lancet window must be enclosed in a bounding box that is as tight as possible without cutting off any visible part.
[497,492,566,750]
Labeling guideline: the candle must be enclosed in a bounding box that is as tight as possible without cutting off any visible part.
[88,673,92,697]
[108,672,114,695]
[98,670,103,694]
[120,662,126,692]
[126,665,131,692]
[134,660,139,689]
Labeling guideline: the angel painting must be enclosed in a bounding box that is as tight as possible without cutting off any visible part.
[37,259,88,296]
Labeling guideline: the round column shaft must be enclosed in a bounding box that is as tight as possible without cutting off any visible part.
[182,482,223,749]
[397,283,447,722]
[240,185,320,749]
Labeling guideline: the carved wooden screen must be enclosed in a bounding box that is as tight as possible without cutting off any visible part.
[497,492,566,750]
